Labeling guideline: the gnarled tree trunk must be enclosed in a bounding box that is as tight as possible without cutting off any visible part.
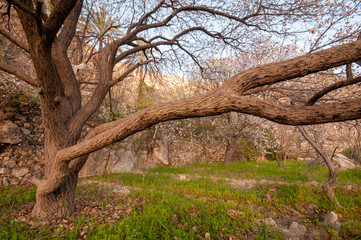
[298,126,340,206]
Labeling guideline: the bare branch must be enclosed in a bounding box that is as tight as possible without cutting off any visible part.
[306,76,361,106]
[127,0,166,33]
[35,0,43,32]
[110,60,152,86]
[346,63,353,80]
[0,28,29,52]
[0,61,39,87]
[223,40,361,93]
[115,26,216,64]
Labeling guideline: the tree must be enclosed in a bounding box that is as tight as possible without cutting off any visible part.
[1,0,361,220]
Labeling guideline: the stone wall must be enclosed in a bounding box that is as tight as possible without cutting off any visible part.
[0,112,227,184]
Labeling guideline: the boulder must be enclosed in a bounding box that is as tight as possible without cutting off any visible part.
[80,148,138,177]
[282,222,307,239]
[151,139,170,165]
[5,160,17,169]
[0,168,9,175]
[11,168,30,178]
[0,120,22,144]
[332,154,356,170]
[263,218,277,227]
[323,211,341,230]
[2,177,10,186]
[21,128,31,135]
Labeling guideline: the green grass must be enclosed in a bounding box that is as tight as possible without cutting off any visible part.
[1,160,360,239]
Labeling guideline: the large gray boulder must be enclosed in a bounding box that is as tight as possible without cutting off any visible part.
[79,148,138,178]
[0,120,22,144]
[332,153,357,170]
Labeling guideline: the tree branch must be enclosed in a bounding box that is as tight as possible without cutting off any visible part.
[306,75,361,106]
[43,0,78,44]
[0,61,39,87]
[57,92,361,163]
[110,60,152,86]
[114,26,215,64]
[57,0,83,49]
[223,40,361,93]
[0,29,29,52]
[6,0,35,16]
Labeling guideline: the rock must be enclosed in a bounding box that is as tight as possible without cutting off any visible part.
[21,128,31,135]
[0,120,23,144]
[332,154,357,169]
[10,178,19,185]
[32,170,44,179]
[282,222,307,239]
[263,218,277,227]
[80,149,138,177]
[2,177,10,186]
[11,168,30,178]
[0,110,5,121]
[177,174,189,181]
[308,180,319,187]
[323,211,339,228]
[112,186,131,195]
[5,160,17,169]
[0,167,9,175]
[20,173,32,184]
[151,139,170,165]
[14,114,26,122]
[34,165,42,171]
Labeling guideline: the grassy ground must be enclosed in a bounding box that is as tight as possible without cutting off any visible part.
[0,160,360,239]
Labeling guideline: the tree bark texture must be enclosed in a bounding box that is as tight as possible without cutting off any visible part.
[224,135,243,165]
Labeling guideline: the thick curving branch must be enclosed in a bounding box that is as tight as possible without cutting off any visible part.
[43,0,78,44]
[223,40,361,93]
[57,91,361,164]
[57,0,83,49]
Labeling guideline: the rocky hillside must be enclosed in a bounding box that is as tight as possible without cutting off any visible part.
[0,85,44,186]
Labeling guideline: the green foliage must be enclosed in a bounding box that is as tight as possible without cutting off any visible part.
[342,147,361,162]
[236,137,261,161]
[85,189,258,239]
[110,109,124,119]
[4,91,40,111]
[136,99,156,110]
[136,82,156,110]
